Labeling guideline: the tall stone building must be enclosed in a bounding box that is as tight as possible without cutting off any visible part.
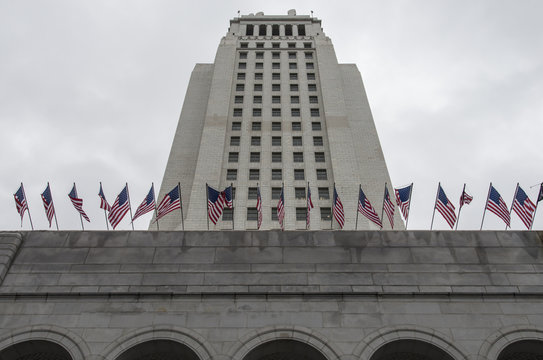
[153,10,402,231]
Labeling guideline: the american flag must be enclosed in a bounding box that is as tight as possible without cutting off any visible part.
[512,185,536,229]
[435,184,456,229]
[538,183,543,203]
[359,187,382,228]
[41,184,56,228]
[132,185,156,222]
[224,185,233,209]
[68,184,90,222]
[207,185,228,225]
[14,184,28,224]
[156,185,181,221]
[108,185,130,229]
[460,188,473,208]
[277,186,285,230]
[383,186,395,229]
[486,185,510,227]
[98,183,111,212]
[306,185,314,229]
[395,184,412,221]
[333,186,345,229]
[256,186,263,230]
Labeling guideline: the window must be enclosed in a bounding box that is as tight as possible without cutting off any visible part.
[229,152,239,162]
[295,188,306,199]
[250,152,260,162]
[272,169,282,180]
[233,108,243,117]
[289,62,297,70]
[308,84,317,91]
[238,62,246,69]
[320,207,332,220]
[256,42,264,48]
[226,169,237,180]
[311,108,320,117]
[232,122,241,131]
[290,73,298,80]
[254,73,263,80]
[239,51,248,59]
[223,208,233,221]
[272,136,281,146]
[272,108,281,117]
[272,122,281,131]
[288,42,296,48]
[306,62,314,69]
[313,136,323,146]
[316,169,327,180]
[309,95,318,103]
[292,122,301,131]
[272,84,281,91]
[312,122,322,131]
[251,136,261,146]
[237,73,246,80]
[248,187,258,200]
[272,187,282,200]
[290,84,299,91]
[272,51,280,59]
[252,122,261,131]
[296,208,306,221]
[305,52,313,59]
[247,208,258,221]
[307,73,316,80]
[254,84,263,91]
[236,84,245,91]
[285,25,293,36]
[272,42,280,48]
[256,51,264,59]
[318,187,330,200]
[271,207,278,221]
[235,96,244,104]
[292,136,302,146]
[298,25,306,36]
[272,73,280,80]
[245,25,254,36]
[253,108,262,117]
[272,152,282,162]
[249,169,260,180]
[272,95,281,104]
[272,25,279,36]
[230,136,240,146]
[272,62,280,69]
[253,95,262,104]
[240,42,248,48]
[315,152,325,162]
[291,108,300,117]
[304,42,312,49]
[291,96,299,104]
[294,169,305,180]
[293,152,304,162]
[255,62,263,69]
[259,25,266,36]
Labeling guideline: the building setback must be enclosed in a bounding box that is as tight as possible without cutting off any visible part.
[153,10,402,231]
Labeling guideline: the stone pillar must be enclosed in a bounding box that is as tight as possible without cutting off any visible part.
[279,24,285,36]
[293,24,298,37]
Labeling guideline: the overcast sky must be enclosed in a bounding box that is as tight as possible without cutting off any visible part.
[1,0,542,231]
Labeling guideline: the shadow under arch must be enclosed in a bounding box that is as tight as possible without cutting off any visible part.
[356,326,468,360]
[102,326,215,360]
[115,339,202,360]
[479,326,543,360]
[0,325,89,360]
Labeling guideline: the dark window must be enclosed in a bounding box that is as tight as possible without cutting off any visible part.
[285,25,293,36]
[253,95,262,104]
[247,208,258,221]
[306,62,314,69]
[272,136,281,146]
[272,169,282,180]
[230,136,240,146]
[292,136,302,146]
[321,207,331,220]
[316,169,327,180]
[304,42,312,48]
[295,187,306,199]
[290,73,298,80]
[296,207,306,221]
[272,51,280,59]
[313,136,323,146]
[289,52,296,59]
[254,84,263,91]
[305,52,313,59]
[294,169,305,180]
[259,25,266,36]
[246,25,254,36]
[289,62,297,70]
[240,42,248,48]
[272,73,281,80]
[318,187,330,200]
[272,122,281,131]
[256,42,264,48]
[311,108,320,117]
[248,187,258,199]
[252,122,261,131]
[288,42,296,48]
[250,152,260,162]
[272,152,282,162]
[272,108,281,117]
[312,122,322,131]
[292,122,301,131]
[272,62,280,69]
[256,51,264,59]
[298,25,306,36]
[251,136,261,146]
[232,122,241,131]
[272,25,280,36]
[307,73,316,80]
[272,187,282,199]
[239,51,248,59]
[315,152,325,162]
[237,73,246,80]
[271,207,278,220]
[236,84,245,91]
[272,84,281,91]
[238,62,246,69]
[291,108,300,117]
[272,95,281,103]
[255,73,263,80]
[233,108,243,117]
[272,42,280,48]
[229,152,239,162]
[293,152,304,162]
[291,96,300,104]
[255,62,263,69]
[290,84,299,91]
[249,169,260,180]
[235,96,244,103]
[223,208,233,220]
[226,169,237,180]
[308,84,317,91]
[253,108,262,117]
[309,95,318,103]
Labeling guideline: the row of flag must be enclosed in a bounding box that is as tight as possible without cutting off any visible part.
[13,181,543,230]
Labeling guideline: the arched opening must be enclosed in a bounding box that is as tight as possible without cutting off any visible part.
[115,340,200,360]
[497,340,543,360]
[243,340,328,360]
[370,339,454,360]
[0,340,72,360]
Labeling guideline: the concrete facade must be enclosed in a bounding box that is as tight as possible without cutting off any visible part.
[1,231,543,359]
[153,10,402,231]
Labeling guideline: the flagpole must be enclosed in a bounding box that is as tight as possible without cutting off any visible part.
[74,183,85,231]
[430,183,440,230]
[49,182,59,231]
[331,183,335,230]
[152,183,159,231]
[100,182,109,230]
[282,182,285,231]
[231,182,234,230]
[306,182,310,230]
[455,183,466,230]
[126,183,134,231]
[381,182,387,231]
[355,185,360,230]
[179,182,184,231]
[405,183,413,230]
[507,183,519,230]
[480,182,492,230]
[21,182,34,230]
[206,183,210,231]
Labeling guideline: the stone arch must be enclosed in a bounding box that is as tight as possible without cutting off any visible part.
[102,326,215,360]
[479,326,543,360]
[0,325,90,360]
[356,326,468,360]
[227,326,342,360]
